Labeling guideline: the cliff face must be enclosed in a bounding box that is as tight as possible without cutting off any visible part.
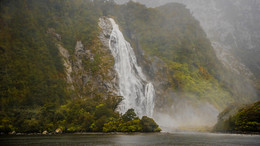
[47,19,118,99]
[98,17,119,96]
[115,0,260,95]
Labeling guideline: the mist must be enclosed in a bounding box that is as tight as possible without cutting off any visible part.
[154,99,219,131]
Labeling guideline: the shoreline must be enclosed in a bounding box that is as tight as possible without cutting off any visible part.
[1,131,259,136]
[0,131,160,136]
[212,131,260,135]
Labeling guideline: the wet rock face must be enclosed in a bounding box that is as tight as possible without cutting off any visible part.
[47,28,74,89]
[47,20,118,98]
[57,44,73,89]
[70,35,118,97]
[47,28,61,41]
[71,40,90,92]
[99,17,113,39]
[98,17,113,50]
[98,17,119,95]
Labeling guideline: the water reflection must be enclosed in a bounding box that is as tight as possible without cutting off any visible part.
[0,132,259,146]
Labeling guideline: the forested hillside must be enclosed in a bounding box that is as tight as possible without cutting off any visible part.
[0,0,258,133]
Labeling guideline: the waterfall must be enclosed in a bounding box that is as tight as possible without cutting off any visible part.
[108,18,155,117]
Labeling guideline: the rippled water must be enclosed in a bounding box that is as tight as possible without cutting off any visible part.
[1,132,259,146]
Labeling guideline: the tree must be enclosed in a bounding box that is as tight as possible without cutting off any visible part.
[140,116,161,132]
[122,108,138,122]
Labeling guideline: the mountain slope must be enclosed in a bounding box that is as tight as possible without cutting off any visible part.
[0,0,120,133]
[115,0,260,97]
[0,0,258,132]
[0,0,163,133]
[109,1,258,127]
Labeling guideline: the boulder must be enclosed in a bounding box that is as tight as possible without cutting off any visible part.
[42,130,48,135]
[9,131,16,135]
[55,128,62,134]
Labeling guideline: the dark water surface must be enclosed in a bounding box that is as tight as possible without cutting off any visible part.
[0,132,259,146]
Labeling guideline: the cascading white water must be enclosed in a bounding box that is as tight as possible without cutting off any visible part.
[108,18,155,117]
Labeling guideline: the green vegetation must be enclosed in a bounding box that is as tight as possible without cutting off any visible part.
[214,101,260,133]
[0,96,160,133]
[103,109,161,132]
